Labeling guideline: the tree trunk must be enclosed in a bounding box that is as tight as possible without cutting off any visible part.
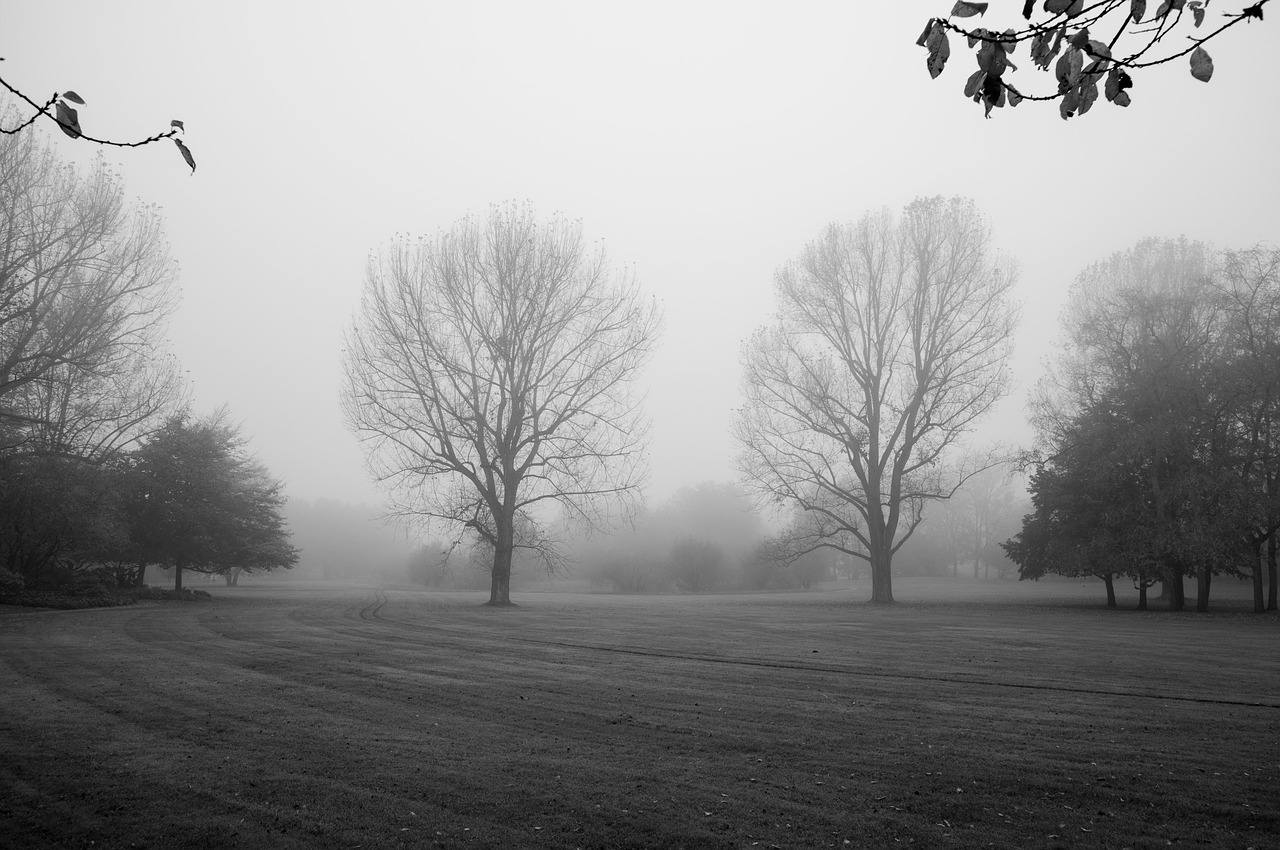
[174,555,184,592]
[1195,566,1211,613]
[1252,549,1266,614]
[487,522,515,606]
[1166,570,1185,611]
[1138,582,1148,610]
[134,562,147,588]
[1103,573,1116,608]
[867,522,894,603]
[1268,535,1277,612]
[870,558,894,603]
[488,552,512,605]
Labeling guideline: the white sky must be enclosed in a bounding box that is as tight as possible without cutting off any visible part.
[6,2,1279,510]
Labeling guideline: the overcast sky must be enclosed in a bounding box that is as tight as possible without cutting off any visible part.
[6,2,1279,512]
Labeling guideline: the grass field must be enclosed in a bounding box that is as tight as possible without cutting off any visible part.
[1,578,1277,849]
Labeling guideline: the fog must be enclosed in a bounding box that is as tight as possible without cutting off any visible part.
[6,3,1279,577]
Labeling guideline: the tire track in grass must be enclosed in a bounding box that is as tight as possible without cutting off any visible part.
[0,595,580,848]
[358,587,388,621]
[251,587,1280,714]
[4,586,1275,848]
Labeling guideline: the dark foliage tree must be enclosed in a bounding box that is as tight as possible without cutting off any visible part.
[1005,406,1163,607]
[0,454,126,584]
[343,203,661,606]
[737,197,1018,604]
[129,411,297,591]
[921,0,1270,119]
[1014,238,1275,610]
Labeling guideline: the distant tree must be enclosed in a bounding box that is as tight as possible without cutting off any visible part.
[920,1,1271,119]
[343,203,661,605]
[740,540,792,590]
[737,197,1019,604]
[407,540,453,588]
[656,481,764,565]
[285,498,417,581]
[573,510,670,593]
[129,411,297,591]
[596,553,665,593]
[931,497,970,578]
[953,464,1024,579]
[894,466,1025,579]
[668,537,727,592]
[573,481,769,593]
[789,547,834,588]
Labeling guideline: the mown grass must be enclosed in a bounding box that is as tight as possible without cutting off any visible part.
[0,578,1276,848]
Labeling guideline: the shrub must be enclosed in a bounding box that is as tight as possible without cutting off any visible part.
[0,566,26,598]
[597,555,666,593]
[668,537,727,592]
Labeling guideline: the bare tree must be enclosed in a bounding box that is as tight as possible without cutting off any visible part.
[736,197,1018,603]
[0,118,182,457]
[342,203,661,605]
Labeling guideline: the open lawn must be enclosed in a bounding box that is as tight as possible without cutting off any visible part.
[1,579,1277,849]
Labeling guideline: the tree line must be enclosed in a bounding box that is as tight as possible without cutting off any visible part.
[6,91,1275,613]
[343,196,1276,612]
[0,107,295,602]
[1006,239,1280,613]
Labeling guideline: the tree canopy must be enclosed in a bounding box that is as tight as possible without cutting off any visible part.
[129,412,298,591]
[343,202,661,605]
[1007,238,1280,611]
[736,197,1019,604]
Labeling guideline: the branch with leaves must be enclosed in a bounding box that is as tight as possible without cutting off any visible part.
[920,0,1270,119]
[0,71,195,172]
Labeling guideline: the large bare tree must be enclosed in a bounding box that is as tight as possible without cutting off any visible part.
[342,204,661,605]
[736,196,1018,603]
[0,118,182,458]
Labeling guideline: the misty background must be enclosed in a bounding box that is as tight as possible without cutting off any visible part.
[6,2,1278,585]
